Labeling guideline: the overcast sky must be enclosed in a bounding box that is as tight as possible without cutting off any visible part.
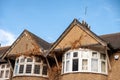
[0,0,120,46]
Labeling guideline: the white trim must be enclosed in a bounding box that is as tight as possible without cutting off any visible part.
[62,48,108,75]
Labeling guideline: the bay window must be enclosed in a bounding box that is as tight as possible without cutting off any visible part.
[62,48,107,74]
[14,55,48,77]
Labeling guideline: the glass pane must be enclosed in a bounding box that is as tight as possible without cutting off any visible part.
[16,59,19,63]
[81,52,88,58]
[66,53,70,59]
[20,58,25,63]
[62,62,65,73]
[5,70,9,78]
[19,65,24,73]
[92,52,97,58]
[101,54,106,60]
[34,65,40,74]
[0,71,4,78]
[42,65,47,75]
[26,65,32,73]
[15,65,18,74]
[35,57,41,62]
[73,52,78,57]
[27,58,33,62]
[62,55,65,61]
[1,65,5,69]
[6,64,10,68]
[72,59,78,71]
[101,61,106,72]
[82,59,88,70]
[66,61,70,72]
[91,59,98,72]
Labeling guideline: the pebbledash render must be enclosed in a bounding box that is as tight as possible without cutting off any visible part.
[0,19,120,80]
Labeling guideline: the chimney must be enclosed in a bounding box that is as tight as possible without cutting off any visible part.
[81,20,90,29]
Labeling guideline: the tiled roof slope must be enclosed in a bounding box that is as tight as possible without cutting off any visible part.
[0,46,10,58]
[100,32,120,49]
[26,30,51,50]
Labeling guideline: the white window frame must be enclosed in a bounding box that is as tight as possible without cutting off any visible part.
[0,64,10,80]
[13,55,48,77]
[62,48,108,75]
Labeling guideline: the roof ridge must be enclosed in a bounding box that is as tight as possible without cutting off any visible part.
[100,32,120,37]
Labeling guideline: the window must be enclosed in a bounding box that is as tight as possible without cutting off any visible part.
[91,59,98,72]
[0,64,10,80]
[34,65,40,74]
[26,65,32,73]
[42,65,47,75]
[72,59,78,71]
[101,61,106,72]
[5,70,9,78]
[91,52,98,72]
[14,56,48,77]
[101,54,106,73]
[62,48,107,74]
[82,59,88,70]
[66,61,70,72]
[19,65,24,73]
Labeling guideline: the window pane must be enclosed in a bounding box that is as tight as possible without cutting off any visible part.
[16,59,19,63]
[20,58,25,63]
[82,59,88,70]
[62,62,65,73]
[35,57,41,62]
[1,65,5,69]
[92,52,97,58]
[5,70,9,78]
[66,53,70,59]
[73,52,78,57]
[62,55,65,61]
[27,58,33,62]
[42,65,47,75]
[15,65,18,74]
[6,64,10,68]
[34,65,40,74]
[0,71,4,78]
[66,61,70,72]
[81,52,88,58]
[101,54,106,60]
[72,59,78,71]
[101,61,106,72]
[19,65,24,73]
[26,65,32,73]
[91,59,98,72]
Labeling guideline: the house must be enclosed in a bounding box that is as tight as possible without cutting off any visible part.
[0,19,120,80]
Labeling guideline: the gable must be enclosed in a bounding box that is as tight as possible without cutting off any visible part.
[49,19,107,53]
[55,25,100,49]
[6,30,42,59]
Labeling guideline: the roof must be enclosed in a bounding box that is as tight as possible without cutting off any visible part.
[2,29,51,59]
[100,32,120,50]
[0,46,10,58]
[26,30,51,50]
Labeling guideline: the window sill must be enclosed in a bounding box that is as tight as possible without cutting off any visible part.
[61,71,108,76]
[13,74,48,78]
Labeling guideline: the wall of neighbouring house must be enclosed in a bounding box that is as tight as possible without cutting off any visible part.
[108,51,120,80]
